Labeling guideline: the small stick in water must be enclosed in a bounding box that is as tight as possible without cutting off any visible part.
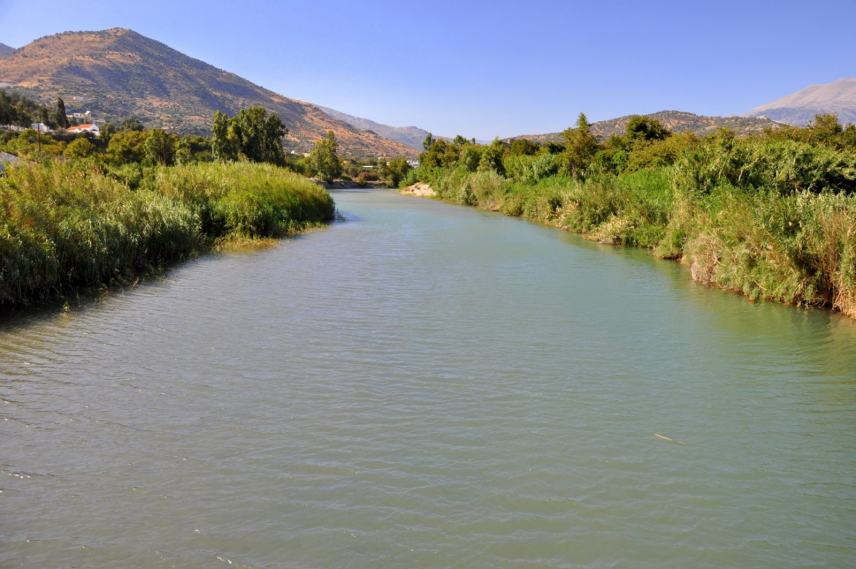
[654,432,685,444]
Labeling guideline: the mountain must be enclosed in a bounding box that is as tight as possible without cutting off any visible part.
[750,77,856,125]
[0,43,14,57]
[0,29,416,157]
[510,110,782,143]
[317,105,429,150]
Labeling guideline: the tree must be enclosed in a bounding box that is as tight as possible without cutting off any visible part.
[422,133,435,150]
[144,129,175,165]
[63,137,95,158]
[107,130,148,164]
[232,106,286,164]
[307,131,342,182]
[625,115,670,142]
[381,157,412,187]
[808,114,843,147]
[459,144,482,172]
[120,117,145,131]
[478,139,506,175]
[211,110,236,161]
[54,97,69,129]
[210,107,286,164]
[510,138,539,156]
[561,113,599,177]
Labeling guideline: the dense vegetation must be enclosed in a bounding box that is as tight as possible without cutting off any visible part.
[0,90,408,187]
[0,93,342,309]
[408,115,856,318]
[0,161,334,307]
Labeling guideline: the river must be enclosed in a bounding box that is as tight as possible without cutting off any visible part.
[2,190,855,568]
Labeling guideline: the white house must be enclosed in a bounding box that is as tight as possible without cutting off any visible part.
[67,111,92,122]
[30,122,52,133]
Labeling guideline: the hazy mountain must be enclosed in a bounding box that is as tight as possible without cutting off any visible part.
[750,77,856,125]
[0,29,416,157]
[0,43,15,57]
[510,110,782,143]
[316,105,430,150]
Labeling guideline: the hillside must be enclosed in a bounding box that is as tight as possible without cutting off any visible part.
[510,110,782,143]
[750,77,856,125]
[317,105,429,150]
[0,29,416,157]
[0,43,14,57]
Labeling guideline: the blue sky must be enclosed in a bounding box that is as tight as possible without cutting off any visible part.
[1,0,854,138]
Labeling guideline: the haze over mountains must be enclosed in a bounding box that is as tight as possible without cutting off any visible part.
[0,29,416,157]
[750,77,856,125]
[0,43,15,57]
[316,105,430,150]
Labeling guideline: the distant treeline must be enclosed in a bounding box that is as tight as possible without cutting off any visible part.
[409,114,856,318]
[0,89,410,186]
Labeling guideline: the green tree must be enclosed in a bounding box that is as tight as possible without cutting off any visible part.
[459,144,482,172]
[625,115,670,142]
[808,114,843,147]
[422,133,435,150]
[120,117,145,131]
[561,113,599,177]
[232,106,286,164]
[211,110,237,161]
[210,107,286,164]
[107,130,148,164]
[307,131,342,182]
[144,129,176,165]
[478,139,506,175]
[381,157,412,187]
[509,138,539,156]
[54,97,69,129]
[63,137,95,158]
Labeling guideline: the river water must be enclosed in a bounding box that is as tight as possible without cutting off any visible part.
[2,190,855,568]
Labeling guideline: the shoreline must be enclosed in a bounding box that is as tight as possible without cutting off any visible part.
[401,182,855,321]
[0,221,331,323]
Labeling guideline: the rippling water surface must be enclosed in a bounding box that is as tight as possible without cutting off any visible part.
[2,190,856,568]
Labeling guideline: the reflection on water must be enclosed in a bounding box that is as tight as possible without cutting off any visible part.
[1,190,855,568]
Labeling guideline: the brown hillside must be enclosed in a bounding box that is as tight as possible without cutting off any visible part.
[511,110,783,143]
[0,29,416,158]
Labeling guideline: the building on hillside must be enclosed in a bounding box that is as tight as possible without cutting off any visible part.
[66,111,92,122]
[30,122,52,133]
[66,123,101,137]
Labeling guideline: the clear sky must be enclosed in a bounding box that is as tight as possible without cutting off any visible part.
[1,0,854,139]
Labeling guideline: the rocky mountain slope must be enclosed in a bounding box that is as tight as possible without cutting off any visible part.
[511,110,782,143]
[750,77,856,125]
[317,105,429,150]
[0,43,15,57]
[0,29,416,157]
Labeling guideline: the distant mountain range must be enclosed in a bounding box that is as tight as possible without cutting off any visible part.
[509,110,782,143]
[750,77,856,125]
[0,29,416,158]
[316,105,429,150]
[0,43,15,57]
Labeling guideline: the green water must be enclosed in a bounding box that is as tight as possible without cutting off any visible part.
[2,190,855,568]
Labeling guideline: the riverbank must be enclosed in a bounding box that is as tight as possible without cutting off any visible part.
[405,161,856,319]
[0,161,335,309]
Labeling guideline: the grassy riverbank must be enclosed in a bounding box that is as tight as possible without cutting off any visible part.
[409,119,856,318]
[0,161,335,307]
